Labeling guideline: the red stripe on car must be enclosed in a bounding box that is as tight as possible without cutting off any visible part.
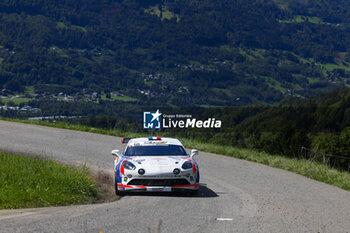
[120,159,130,176]
[118,184,146,189]
[186,158,197,174]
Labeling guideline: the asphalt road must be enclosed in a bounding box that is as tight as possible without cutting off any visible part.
[0,120,349,233]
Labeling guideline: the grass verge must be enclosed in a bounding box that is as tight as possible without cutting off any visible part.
[181,139,350,191]
[1,117,350,192]
[0,152,98,209]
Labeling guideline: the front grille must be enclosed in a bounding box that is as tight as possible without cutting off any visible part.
[128,179,190,186]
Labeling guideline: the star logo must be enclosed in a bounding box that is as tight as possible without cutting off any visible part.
[143,110,162,129]
[150,109,162,122]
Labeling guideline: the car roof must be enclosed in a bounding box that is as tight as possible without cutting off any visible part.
[127,137,183,147]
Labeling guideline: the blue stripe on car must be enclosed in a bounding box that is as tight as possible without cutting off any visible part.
[116,158,124,183]
[194,160,200,183]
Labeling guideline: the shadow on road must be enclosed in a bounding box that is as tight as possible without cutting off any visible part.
[122,184,218,198]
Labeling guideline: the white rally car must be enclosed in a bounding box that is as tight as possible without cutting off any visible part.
[112,137,199,195]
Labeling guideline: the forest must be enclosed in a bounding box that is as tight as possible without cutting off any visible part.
[0,0,350,105]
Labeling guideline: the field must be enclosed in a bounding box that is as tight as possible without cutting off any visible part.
[1,97,31,105]
[101,93,138,102]
[279,15,324,24]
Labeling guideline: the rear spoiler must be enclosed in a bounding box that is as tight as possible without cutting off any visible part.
[121,138,131,144]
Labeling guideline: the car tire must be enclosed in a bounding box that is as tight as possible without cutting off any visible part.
[114,181,125,196]
[116,190,125,196]
[190,189,199,195]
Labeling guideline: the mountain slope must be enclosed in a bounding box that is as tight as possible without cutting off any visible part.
[0,0,350,106]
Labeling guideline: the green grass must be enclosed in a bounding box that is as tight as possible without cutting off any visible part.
[101,93,138,102]
[24,86,35,94]
[0,152,98,209]
[272,0,292,9]
[144,81,156,88]
[312,61,350,76]
[1,118,350,192]
[239,48,256,61]
[56,22,68,29]
[71,25,87,33]
[264,76,287,92]
[56,22,87,32]
[113,96,138,102]
[144,5,180,21]
[1,97,31,105]
[212,88,233,98]
[307,77,320,84]
[279,15,324,24]
[320,62,350,72]
[189,60,202,66]
[199,104,222,108]
[290,51,350,76]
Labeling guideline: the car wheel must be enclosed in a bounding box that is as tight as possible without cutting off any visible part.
[190,189,199,195]
[114,181,125,196]
[116,190,125,196]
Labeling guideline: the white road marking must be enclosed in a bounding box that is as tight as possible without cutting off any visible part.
[216,218,233,221]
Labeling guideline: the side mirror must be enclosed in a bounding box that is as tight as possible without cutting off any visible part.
[111,149,122,158]
[122,138,130,144]
[190,149,198,157]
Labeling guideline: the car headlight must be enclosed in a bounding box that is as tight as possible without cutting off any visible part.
[123,161,136,170]
[182,161,193,170]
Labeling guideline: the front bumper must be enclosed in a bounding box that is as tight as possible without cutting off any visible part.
[116,173,199,192]
[117,183,199,192]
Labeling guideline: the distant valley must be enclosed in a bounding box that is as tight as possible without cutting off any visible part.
[0,0,350,107]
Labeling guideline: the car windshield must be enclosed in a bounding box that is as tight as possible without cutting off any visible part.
[124,145,187,156]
